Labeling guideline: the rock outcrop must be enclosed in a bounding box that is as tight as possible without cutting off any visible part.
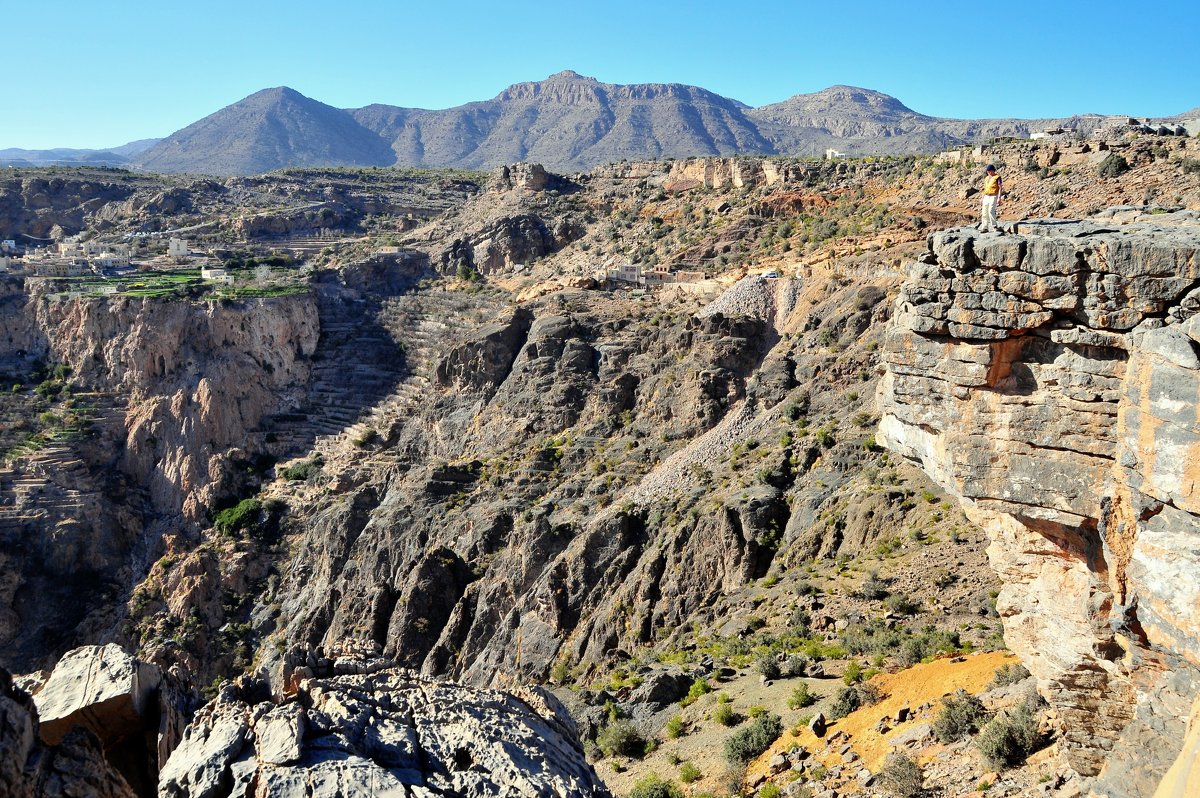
[877,217,1200,797]
[0,288,320,673]
[269,299,786,688]
[159,650,610,798]
[0,644,191,798]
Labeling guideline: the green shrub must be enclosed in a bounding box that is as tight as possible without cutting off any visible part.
[861,570,889,600]
[759,784,781,798]
[841,622,905,657]
[35,380,64,400]
[713,703,738,727]
[665,714,685,739]
[680,677,711,707]
[1098,154,1131,178]
[757,654,782,680]
[628,773,683,798]
[787,683,815,710]
[723,713,783,764]
[782,655,809,677]
[885,593,921,616]
[279,457,323,481]
[829,686,862,719]
[976,702,1040,768]
[879,752,925,798]
[898,628,963,666]
[933,689,988,743]
[679,762,702,784]
[988,662,1031,689]
[843,661,863,685]
[213,498,263,538]
[596,721,648,758]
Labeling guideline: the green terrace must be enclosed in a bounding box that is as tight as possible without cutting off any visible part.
[46,267,311,300]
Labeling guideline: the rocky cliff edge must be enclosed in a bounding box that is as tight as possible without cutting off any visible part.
[877,216,1200,796]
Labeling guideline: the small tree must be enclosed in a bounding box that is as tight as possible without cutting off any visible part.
[1097,154,1130,179]
[596,721,647,758]
[829,686,862,719]
[757,654,782,680]
[788,682,815,709]
[723,713,783,764]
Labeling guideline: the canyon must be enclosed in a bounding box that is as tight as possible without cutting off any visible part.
[1,130,1199,797]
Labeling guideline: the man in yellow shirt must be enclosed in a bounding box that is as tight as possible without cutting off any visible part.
[980,164,1003,233]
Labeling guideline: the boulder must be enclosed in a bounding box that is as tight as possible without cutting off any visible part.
[160,659,611,798]
[809,712,827,737]
[0,666,137,798]
[34,644,161,747]
[625,670,692,710]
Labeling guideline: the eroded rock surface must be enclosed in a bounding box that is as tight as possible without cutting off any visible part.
[878,217,1200,797]
[159,654,610,798]
[1,663,138,798]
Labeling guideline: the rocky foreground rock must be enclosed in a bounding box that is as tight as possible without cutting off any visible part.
[159,651,609,798]
[1,642,608,798]
[877,216,1200,797]
[0,644,170,798]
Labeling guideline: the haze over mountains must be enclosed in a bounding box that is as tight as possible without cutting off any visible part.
[12,71,1198,175]
[0,139,159,168]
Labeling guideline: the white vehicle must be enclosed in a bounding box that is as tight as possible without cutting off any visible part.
[763,270,780,279]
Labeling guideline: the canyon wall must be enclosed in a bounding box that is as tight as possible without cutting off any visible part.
[0,281,319,671]
[877,218,1200,797]
[29,287,321,521]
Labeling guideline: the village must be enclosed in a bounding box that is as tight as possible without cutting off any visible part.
[0,233,313,300]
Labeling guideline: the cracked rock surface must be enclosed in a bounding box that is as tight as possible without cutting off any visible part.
[878,215,1200,798]
[158,657,610,798]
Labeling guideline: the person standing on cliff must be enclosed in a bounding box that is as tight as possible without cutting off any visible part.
[980,164,1004,233]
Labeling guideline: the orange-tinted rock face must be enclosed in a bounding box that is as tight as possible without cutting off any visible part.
[878,216,1200,796]
[31,291,319,522]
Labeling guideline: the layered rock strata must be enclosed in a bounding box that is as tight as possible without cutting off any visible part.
[0,285,320,672]
[877,218,1200,797]
[159,650,610,798]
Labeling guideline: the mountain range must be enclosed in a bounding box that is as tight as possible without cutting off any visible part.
[15,71,1200,175]
[0,139,160,168]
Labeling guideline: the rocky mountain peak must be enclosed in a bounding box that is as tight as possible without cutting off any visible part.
[810,84,920,113]
[135,85,395,175]
[545,69,594,82]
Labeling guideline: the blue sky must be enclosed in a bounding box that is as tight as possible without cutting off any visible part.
[6,0,1198,149]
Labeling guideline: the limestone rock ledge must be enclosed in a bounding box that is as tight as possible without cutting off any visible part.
[1,643,187,798]
[159,658,611,798]
[877,217,1200,797]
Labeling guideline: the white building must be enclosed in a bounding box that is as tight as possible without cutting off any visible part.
[93,251,132,269]
[32,259,87,278]
[825,149,848,160]
[0,255,9,273]
[168,238,190,260]
[606,262,643,285]
[1,240,16,253]
[201,266,234,284]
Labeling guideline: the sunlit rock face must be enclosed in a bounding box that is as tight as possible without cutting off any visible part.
[877,217,1200,797]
